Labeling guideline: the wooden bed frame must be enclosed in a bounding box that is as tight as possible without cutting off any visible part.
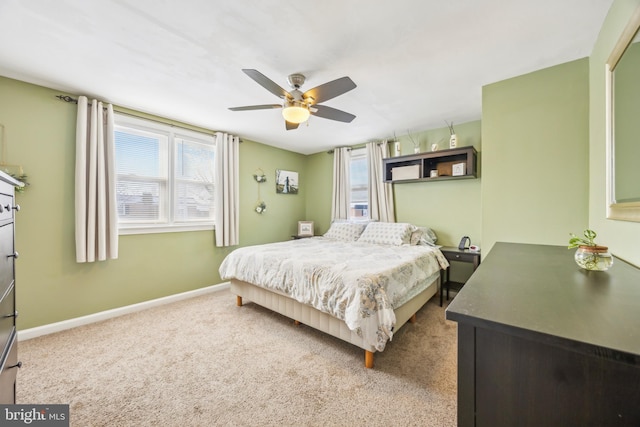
[230,272,440,368]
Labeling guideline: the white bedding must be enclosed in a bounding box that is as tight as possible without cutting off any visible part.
[219,237,449,351]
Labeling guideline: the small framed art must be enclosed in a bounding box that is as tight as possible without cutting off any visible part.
[276,169,299,194]
[297,221,314,237]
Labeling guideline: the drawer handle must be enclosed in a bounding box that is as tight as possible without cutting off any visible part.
[2,310,17,319]
[7,251,18,259]
[6,361,22,370]
[2,204,20,212]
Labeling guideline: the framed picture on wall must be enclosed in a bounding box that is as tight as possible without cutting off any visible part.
[297,221,314,237]
[276,169,299,194]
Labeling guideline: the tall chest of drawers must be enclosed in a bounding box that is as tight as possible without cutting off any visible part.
[0,171,22,404]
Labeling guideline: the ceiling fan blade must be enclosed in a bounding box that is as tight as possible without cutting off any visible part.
[229,104,282,111]
[285,121,299,131]
[311,105,356,123]
[242,69,291,99]
[303,76,356,104]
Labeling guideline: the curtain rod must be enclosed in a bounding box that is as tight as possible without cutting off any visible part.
[327,141,386,154]
[55,95,242,141]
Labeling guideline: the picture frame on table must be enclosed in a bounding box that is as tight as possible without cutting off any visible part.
[297,221,314,237]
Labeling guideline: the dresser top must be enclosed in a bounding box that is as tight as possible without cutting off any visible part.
[446,242,640,360]
[0,170,23,188]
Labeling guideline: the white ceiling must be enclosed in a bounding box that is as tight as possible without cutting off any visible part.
[0,0,613,155]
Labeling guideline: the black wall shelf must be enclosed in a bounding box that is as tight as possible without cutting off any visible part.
[383,146,478,183]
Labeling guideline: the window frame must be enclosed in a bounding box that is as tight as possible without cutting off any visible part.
[114,114,216,235]
[348,147,370,220]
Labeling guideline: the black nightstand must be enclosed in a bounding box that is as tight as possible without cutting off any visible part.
[439,246,481,306]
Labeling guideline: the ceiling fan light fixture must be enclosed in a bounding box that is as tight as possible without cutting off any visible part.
[230,69,356,129]
[282,104,310,124]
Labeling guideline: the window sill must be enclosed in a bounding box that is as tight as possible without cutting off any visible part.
[118,223,214,235]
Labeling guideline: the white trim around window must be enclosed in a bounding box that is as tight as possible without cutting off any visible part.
[113,114,216,235]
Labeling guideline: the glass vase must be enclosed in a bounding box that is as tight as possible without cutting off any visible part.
[574,245,613,271]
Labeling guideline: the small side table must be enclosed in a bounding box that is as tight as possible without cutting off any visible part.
[439,246,481,306]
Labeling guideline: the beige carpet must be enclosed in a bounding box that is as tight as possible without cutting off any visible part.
[17,289,458,426]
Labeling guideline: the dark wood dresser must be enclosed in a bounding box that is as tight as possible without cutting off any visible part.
[0,171,22,404]
[446,242,640,427]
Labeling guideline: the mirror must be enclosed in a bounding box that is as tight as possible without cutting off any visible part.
[606,5,640,221]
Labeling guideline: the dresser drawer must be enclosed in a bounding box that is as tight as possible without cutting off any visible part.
[0,223,14,299]
[0,193,14,223]
[444,251,477,263]
[0,285,16,360]
[0,333,18,404]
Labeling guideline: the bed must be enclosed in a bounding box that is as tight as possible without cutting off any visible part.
[219,221,449,368]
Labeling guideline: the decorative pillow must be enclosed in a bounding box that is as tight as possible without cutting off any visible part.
[323,222,367,241]
[410,226,438,246]
[357,222,413,246]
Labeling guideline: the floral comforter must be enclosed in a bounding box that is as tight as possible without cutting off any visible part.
[219,237,449,351]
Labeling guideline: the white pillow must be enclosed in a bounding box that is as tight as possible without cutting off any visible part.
[357,222,413,246]
[323,222,367,241]
[410,226,438,246]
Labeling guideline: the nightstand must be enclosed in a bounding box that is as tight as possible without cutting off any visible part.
[439,246,481,306]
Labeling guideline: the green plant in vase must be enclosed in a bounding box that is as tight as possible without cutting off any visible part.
[568,229,613,271]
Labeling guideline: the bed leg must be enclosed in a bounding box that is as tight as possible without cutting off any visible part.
[409,313,417,323]
[294,320,301,326]
[236,296,242,306]
[365,351,374,369]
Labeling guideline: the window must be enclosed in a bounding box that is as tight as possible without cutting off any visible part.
[349,148,369,219]
[114,114,215,234]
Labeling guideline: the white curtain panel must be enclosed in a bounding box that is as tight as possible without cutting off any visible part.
[75,96,118,262]
[367,141,395,222]
[214,132,240,247]
[331,147,350,221]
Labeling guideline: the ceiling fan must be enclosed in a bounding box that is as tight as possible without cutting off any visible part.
[229,69,357,130]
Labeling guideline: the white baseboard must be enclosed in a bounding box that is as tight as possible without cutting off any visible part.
[18,282,230,342]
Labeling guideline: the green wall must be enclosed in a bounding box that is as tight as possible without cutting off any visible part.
[393,121,482,247]
[481,58,590,252]
[0,76,307,330]
[304,122,482,247]
[238,139,308,246]
[305,150,333,234]
[303,123,482,284]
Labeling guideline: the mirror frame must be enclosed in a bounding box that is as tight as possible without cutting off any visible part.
[606,5,640,222]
